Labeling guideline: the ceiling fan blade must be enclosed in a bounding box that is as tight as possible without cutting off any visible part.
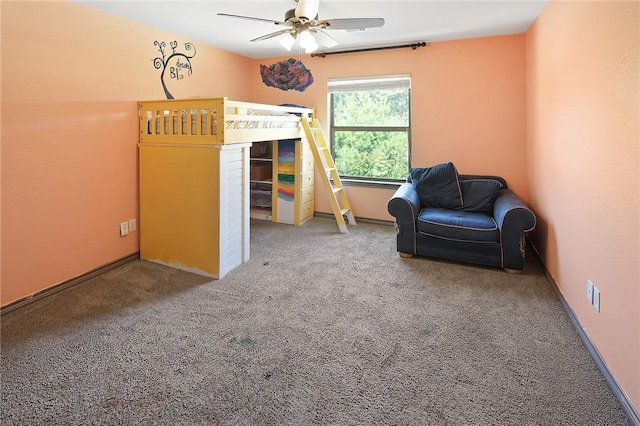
[295,0,320,21]
[217,13,287,26]
[319,17,385,31]
[313,29,338,48]
[250,29,292,42]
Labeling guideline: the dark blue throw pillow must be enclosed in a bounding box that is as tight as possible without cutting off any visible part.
[455,178,504,214]
[410,162,463,209]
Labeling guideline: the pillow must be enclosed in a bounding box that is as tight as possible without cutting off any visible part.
[410,162,463,209]
[279,103,307,117]
[455,179,503,214]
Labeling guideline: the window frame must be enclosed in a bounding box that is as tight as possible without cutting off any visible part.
[328,75,412,185]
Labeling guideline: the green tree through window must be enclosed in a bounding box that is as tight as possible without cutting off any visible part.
[329,75,411,181]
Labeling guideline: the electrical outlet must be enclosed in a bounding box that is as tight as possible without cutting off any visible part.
[128,219,137,232]
[119,221,129,236]
[593,287,600,312]
[586,279,594,304]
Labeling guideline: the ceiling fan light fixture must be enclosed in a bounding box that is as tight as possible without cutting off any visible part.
[299,30,319,53]
[304,42,319,54]
[280,33,296,51]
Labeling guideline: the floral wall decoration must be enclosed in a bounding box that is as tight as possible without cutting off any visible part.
[152,40,196,99]
[260,58,314,92]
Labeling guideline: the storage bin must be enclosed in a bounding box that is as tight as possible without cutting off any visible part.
[250,189,272,207]
[250,143,272,158]
[250,163,272,181]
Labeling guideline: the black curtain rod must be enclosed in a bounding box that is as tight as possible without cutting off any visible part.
[311,41,427,58]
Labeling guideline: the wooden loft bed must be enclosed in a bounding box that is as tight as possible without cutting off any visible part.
[138,97,315,145]
[137,98,316,279]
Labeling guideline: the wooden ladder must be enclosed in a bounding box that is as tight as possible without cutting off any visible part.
[301,117,356,233]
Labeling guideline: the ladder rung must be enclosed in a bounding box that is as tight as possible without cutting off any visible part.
[332,187,343,194]
[339,208,351,216]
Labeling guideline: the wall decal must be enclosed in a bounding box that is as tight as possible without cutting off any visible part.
[152,40,196,99]
[260,58,313,92]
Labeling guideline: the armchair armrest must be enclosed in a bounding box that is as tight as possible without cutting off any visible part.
[493,189,536,270]
[388,182,421,255]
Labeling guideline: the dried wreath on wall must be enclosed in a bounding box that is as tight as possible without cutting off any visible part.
[152,40,197,99]
[260,58,313,92]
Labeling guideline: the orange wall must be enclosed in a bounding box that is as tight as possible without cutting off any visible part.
[526,0,639,413]
[0,1,253,305]
[250,35,528,220]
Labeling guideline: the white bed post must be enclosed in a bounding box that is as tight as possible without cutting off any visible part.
[242,143,251,263]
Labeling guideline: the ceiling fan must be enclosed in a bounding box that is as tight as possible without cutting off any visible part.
[217,0,385,53]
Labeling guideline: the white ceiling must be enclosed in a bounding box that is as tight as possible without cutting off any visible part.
[77,0,549,59]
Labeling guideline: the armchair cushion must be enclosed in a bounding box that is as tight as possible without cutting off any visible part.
[417,208,499,243]
[409,162,463,209]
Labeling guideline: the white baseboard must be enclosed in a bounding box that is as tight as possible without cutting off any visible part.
[1,253,140,316]
[312,211,394,227]
[527,239,639,426]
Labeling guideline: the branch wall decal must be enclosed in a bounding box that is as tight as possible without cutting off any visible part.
[152,40,197,99]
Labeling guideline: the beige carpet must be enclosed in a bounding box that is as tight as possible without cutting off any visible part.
[1,217,629,425]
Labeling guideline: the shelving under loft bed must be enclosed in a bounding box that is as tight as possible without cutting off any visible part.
[249,139,315,225]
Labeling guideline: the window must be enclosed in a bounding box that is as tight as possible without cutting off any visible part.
[328,74,411,182]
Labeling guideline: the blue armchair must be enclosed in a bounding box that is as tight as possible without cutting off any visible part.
[387,163,536,273]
